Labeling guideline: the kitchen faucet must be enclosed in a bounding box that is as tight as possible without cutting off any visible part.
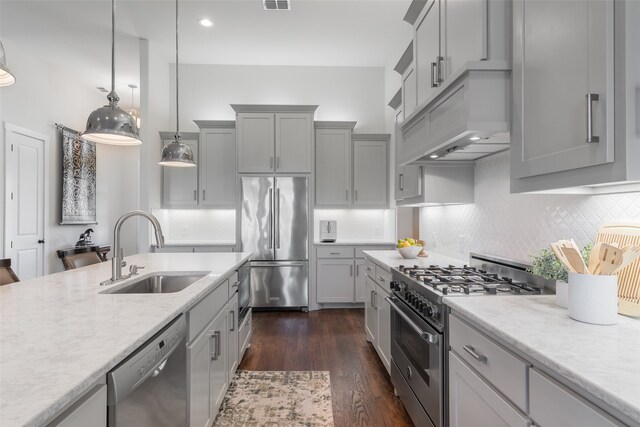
[102,210,165,285]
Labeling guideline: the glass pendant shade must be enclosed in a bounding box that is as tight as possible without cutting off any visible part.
[0,41,16,87]
[159,135,196,167]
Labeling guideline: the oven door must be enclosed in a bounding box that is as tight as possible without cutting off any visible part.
[387,295,443,427]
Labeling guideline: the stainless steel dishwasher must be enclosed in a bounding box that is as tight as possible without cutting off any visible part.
[107,315,187,427]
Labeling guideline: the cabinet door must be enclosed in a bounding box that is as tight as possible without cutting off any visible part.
[275,113,312,173]
[237,113,275,173]
[316,259,355,303]
[315,129,351,207]
[414,0,441,105]
[441,0,488,79]
[208,309,228,419]
[354,259,367,303]
[402,66,417,118]
[162,138,198,207]
[376,288,391,373]
[449,352,530,427]
[200,128,236,208]
[187,328,212,427]
[353,140,389,207]
[401,166,422,199]
[53,385,106,427]
[512,0,613,178]
[364,276,378,345]
[227,293,239,379]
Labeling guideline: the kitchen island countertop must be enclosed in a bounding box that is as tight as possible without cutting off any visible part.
[0,252,251,427]
[445,295,640,425]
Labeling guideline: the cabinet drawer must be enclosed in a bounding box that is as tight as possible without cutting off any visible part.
[374,265,392,294]
[187,279,228,343]
[449,314,528,411]
[228,271,239,298]
[363,258,376,278]
[529,369,619,427]
[316,246,354,258]
[355,246,395,258]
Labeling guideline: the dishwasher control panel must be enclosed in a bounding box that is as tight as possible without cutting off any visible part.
[107,315,186,405]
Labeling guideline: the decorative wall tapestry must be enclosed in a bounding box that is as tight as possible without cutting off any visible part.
[59,126,97,224]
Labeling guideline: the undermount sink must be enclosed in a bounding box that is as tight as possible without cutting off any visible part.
[106,273,207,294]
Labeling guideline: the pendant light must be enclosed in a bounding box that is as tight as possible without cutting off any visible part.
[127,84,141,129]
[82,0,141,145]
[159,0,196,167]
[0,41,16,87]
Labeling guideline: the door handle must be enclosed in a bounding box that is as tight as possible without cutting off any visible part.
[210,331,220,361]
[463,345,487,363]
[431,62,438,88]
[399,173,404,191]
[268,188,273,249]
[230,311,235,332]
[436,56,444,85]
[38,239,45,244]
[193,190,197,201]
[386,297,439,344]
[202,189,206,201]
[586,93,600,143]
[275,188,281,249]
[350,264,353,276]
[276,156,280,169]
[252,262,304,267]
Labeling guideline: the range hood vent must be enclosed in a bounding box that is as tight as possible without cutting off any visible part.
[263,0,291,10]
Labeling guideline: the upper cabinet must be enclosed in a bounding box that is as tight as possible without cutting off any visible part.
[232,105,317,174]
[414,0,441,104]
[197,122,237,208]
[352,134,390,207]
[314,122,390,208]
[161,132,199,208]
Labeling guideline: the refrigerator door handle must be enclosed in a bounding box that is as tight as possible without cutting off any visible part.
[276,188,281,249]
[252,262,305,268]
[268,188,273,249]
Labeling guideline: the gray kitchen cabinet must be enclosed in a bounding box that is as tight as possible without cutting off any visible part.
[233,105,317,174]
[449,352,531,427]
[397,162,474,206]
[275,113,313,173]
[238,309,252,361]
[161,133,199,208]
[354,259,367,303]
[187,323,213,427]
[316,259,355,303]
[376,286,391,372]
[414,0,441,105]
[47,385,106,427]
[511,0,614,180]
[208,307,228,420]
[227,292,239,382]
[352,134,390,207]
[364,274,378,346]
[529,368,619,427]
[314,124,354,207]
[236,113,275,173]
[392,105,422,201]
[199,126,236,208]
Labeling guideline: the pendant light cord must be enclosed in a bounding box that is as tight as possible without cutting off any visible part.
[175,0,180,139]
[111,0,116,96]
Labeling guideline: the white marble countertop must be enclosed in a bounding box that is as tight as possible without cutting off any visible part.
[361,250,467,271]
[0,252,251,427]
[445,296,640,425]
[313,240,396,246]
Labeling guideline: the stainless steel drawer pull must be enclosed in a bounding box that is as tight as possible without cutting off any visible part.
[210,331,221,361]
[230,311,235,332]
[350,265,353,276]
[193,190,197,201]
[463,345,487,363]
[386,297,439,344]
[431,62,438,88]
[330,252,341,255]
[399,173,404,191]
[202,189,206,200]
[364,266,371,271]
[377,276,385,282]
[586,93,600,143]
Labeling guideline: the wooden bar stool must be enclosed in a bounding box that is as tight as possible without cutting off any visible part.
[0,259,19,286]
[57,247,104,271]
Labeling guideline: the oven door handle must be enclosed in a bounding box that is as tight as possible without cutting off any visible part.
[386,296,439,345]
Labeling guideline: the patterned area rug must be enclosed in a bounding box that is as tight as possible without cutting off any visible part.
[213,370,334,426]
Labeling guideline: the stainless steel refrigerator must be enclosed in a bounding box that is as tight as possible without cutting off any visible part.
[241,176,309,309]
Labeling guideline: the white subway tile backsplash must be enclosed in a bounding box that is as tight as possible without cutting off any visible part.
[314,209,396,242]
[420,151,640,264]
[152,209,236,243]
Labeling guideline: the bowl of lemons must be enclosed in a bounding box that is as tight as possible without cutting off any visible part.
[396,238,422,259]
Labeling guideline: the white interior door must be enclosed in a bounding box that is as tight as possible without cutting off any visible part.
[4,123,47,279]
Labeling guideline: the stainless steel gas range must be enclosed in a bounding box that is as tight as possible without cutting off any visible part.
[387,253,551,427]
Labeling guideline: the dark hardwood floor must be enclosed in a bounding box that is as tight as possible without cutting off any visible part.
[239,309,414,427]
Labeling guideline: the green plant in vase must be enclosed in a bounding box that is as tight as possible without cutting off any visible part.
[529,248,569,282]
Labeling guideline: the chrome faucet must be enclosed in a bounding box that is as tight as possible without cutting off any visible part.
[103,210,165,285]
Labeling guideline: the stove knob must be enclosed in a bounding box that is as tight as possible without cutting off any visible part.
[390,281,399,291]
[423,303,434,317]
[417,301,426,311]
[429,304,439,318]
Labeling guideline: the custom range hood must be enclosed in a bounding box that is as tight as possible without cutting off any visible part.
[397,64,511,165]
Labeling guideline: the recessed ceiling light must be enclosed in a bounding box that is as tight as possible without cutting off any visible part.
[198,18,213,27]
[469,136,481,141]
[430,154,439,159]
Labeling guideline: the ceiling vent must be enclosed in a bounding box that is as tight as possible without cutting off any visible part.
[263,0,291,10]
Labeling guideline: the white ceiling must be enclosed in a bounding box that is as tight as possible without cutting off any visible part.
[12,0,413,67]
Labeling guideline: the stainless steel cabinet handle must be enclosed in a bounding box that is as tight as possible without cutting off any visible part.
[230,311,235,332]
[431,62,438,88]
[232,281,240,289]
[364,266,371,271]
[373,291,377,309]
[210,332,220,361]
[586,93,600,143]
[275,188,281,249]
[370,290,375,308]
[463,345,487,363]
[276,156,280,169]
[270,156,274,169]
[437,56,444,84]
[377,276,385,282]
[386,297,439,344]
[330,252,341,255]
[356,264,360,276]
[350,264,353,276]
[202,189,206,201]
[399,173,404,191]
[406,366,413,379]
[193,190,197,201]
[268,188,273,249]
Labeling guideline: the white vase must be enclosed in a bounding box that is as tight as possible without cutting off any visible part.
[568,272,618,325]
[555,280,568,308]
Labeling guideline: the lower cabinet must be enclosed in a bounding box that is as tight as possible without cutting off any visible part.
[187,323,214,427]
[364,275,378,346]
[317,259,355,303]
[376,290,391,371]
[208,309,228,418]
[449,352,530,427]
[363,256,392,374]
[238,309,252,361]
[227,292,239,378]
[47,385,106,427]
[354,259,367,303]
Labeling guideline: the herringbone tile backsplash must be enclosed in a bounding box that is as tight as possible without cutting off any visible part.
[420,151,640,264]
